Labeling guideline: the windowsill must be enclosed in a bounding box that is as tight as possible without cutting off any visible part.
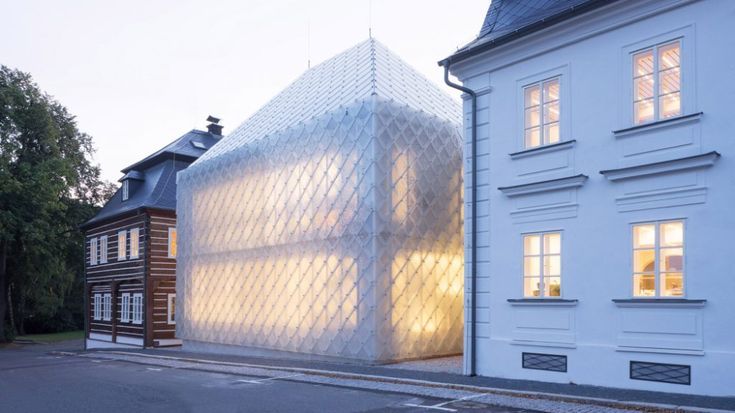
[612,298,706,308]
[498,174,588,197]
[509,140,576,159]
[612,112,703,137]
[508,298,578,307]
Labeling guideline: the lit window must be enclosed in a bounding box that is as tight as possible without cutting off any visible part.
[523,232,562,297]
[167,293,176,325]
[168,227,177,258]
[99,235,108,264]
[103,293,112,321]
[129,228,140,259]
[633,40,681,125]
[633,220,684,297]
[117,231,126,260]
[524,77,560,149]
[122,180,129,201]
[132,293,143,325]
[121,293,130,323]
[93,294,102,320]
[89,237,98,266]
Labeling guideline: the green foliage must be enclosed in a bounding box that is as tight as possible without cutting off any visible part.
[0,65,113,337]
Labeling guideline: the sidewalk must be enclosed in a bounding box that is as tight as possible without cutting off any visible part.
[65,346,735,413]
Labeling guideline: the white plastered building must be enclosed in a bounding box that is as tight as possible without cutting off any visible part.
[176,39,464,362]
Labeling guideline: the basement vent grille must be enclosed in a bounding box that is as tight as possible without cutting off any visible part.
[630,361,691,385]
[522,352,567,372]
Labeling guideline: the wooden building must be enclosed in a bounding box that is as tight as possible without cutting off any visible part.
[81,118,221,348]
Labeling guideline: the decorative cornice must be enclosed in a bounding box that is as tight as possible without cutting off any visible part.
[499,174,588,197]
[600,151,720,182]
[509,140,576,159]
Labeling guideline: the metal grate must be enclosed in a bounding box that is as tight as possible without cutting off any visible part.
[630,361,691,385]
[522,352,567,372]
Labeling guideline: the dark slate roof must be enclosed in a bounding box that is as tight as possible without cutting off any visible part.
[82,129,220,228]
[440,0,619,66]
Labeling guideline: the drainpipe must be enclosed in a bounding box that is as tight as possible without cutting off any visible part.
[442,62,478,376]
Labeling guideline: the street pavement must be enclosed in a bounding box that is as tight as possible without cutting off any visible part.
[0,341,538,413]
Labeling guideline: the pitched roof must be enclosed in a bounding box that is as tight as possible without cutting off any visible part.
[440,0,619,66]
[82,129,219,228]
[195,38,460,165]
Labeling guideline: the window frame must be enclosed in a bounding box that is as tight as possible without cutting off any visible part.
[168,227,177,258]
[99,235,108,264]
[129,227,140,259]
[516,65,570,152]
[89,237,98,266]
[630,219,686,298]
[167,293,176,325]
[522,230,563,298]
[620,26,695,128]
[102,293,112,321]
[132,293,143,325]
[120,293,130,323]
[121,180,129,201]
[117,230,127,261]
[93,293,102,320]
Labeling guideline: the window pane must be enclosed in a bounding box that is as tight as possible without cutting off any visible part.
[524,257,540,276]
[660,248,683,272]
[544,277,561,297]
[524,85,541,108]
[659,92,681,119]
[524,235,541,256]
[633,273,656,296]
[634,99,654,124]
[659,41,680,70]
[634,249,656,273]
[543,233,561,254]
[543,79,560,101]
[660,221,683,247]
[661,272,684,296]
[544,123,560,144]
[634,75,654,100]
[525,107,540,128]
[543,101,559,123]
[525,128,541,148]
[634,50,654,76]
[633,224,655,248]
[659,68,680,95]
[544,255,561,276]
[524,277,541,297]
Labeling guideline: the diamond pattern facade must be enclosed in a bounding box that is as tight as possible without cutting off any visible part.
[176,39,463,362]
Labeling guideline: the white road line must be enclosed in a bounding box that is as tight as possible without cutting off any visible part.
[402,403,457,412]
[146,367,162,371]
[236,373,304,384]
[432,393,486,408]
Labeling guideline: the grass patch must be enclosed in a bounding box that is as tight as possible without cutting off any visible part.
[15,330,84,343]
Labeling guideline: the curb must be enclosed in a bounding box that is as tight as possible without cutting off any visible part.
[57,350,732,413]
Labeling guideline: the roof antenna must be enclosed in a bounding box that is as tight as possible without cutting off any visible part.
[368,0,373,38]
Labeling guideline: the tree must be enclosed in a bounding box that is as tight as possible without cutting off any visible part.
[0,65,111,340]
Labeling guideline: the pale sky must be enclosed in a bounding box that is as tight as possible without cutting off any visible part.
[1,0,489,182]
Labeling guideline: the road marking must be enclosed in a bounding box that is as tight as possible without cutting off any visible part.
[146,367,162,371]
[403,394,486,412]
[402,403,457,412]
[236,373,304,384]
[91,360,102,363]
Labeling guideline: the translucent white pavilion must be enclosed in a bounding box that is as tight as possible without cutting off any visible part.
[176,39,464,362]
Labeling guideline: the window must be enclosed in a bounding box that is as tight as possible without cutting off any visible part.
[130,228,140,259]
[523,232,561,297]
[120,293,130,322]
[99,235,108,264]
[168,227,177,258]
[122,180,129,201]
[633,40,681,124]
[523,77,560,148]
[93,294,101,320]
[102,293,112,321]
[167,293,176,325]
[117,231,126,260]
[89,237,98,266]
[632,220,684,297]
[132,293,143,325]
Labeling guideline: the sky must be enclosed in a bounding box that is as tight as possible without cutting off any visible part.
[1,0,489,182]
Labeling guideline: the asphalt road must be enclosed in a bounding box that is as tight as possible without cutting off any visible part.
[0,342,536,413]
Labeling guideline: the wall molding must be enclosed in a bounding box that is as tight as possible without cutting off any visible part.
[600,151,720,182]
[499,174,588,197]
[613,112,702,137]
[509,140,576,160]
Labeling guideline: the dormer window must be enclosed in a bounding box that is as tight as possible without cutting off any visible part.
[122,180,129,201]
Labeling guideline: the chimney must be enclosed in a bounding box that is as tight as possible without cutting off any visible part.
[206,115,223,136]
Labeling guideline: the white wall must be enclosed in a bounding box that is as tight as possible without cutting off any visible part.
[452,0,735,396]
